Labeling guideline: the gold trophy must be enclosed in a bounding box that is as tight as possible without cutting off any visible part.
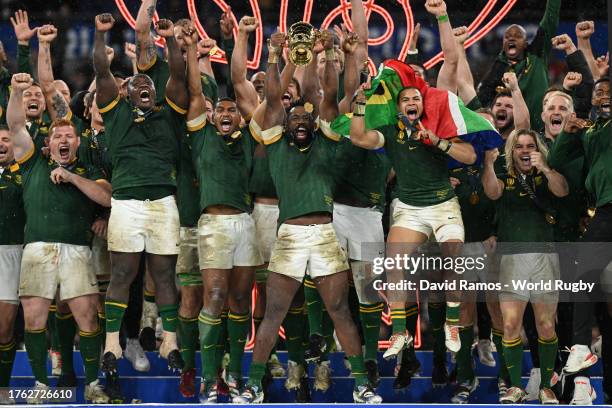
[287,22,319,66]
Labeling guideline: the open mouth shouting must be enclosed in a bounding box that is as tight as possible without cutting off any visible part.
[494,110,508,126]
[519,155,531,166]
[0,145,8,162]
[549,114,564,132]
[405,106,419,121]
[27,102,40,115]
[139,88,151,104]
[295,125,308,140]
[601,101,611,113]
[219,117,233,133]
[506,42,518,57]
[58,145,71,162]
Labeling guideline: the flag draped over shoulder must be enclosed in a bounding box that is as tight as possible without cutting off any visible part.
[330,59,504,166]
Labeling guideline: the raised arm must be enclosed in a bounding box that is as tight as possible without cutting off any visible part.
[7,73,35,160]
[502,72,530,129]
[251,62,296,129]
[349,88,384,149]
[232,16,259,118]
[319,30,339,121]
[349,0,368,68]
[197,38,216,79]
[37,25,70,121]
[135,0,158,70]
[482,149,503,200]
[301,40,323,115]
[553,34,594,118]
[427,0,458,93]
[10,10,37,75]
[184,23,206,122]
[220,10,235,99]
[93,14,119,109]
[124,42,139,75]
[262,32,287,130]
[575,21,599,80]
[156,19,188,110]
[338,31,360,114]
[452,27,477,105]
[531,150,568,197]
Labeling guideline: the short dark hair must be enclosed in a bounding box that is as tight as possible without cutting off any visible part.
[476,107,493,116]
[0,124,9,132]
[595,76,610,86]
[492,88,512,106]
[396,86,421,103]
[287,98,307,112]
[215,97,236,107]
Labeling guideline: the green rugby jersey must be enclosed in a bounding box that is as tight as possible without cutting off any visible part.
[187,122,255,214]
[17,147,105,246]
[139,55,218,104]
[264,130,338,224]
[100,96,185,201]
[496,171,555,243]
[450,165,495,242]
[177,131,200,226]
[0,163,25,245]
[26,118,50,152]
[377,122,455,207]
[334,136,390,212]
[249,142,277,199]
[549,118,612,208]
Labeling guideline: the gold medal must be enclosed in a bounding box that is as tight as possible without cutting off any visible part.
[545,213,557,224]
[469,191,479,205]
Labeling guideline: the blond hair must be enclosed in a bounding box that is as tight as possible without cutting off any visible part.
[504,128,548,177]
[543,91,574,112]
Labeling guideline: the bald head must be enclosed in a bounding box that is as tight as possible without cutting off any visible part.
[503,24,528,61]
[53,80,71,104]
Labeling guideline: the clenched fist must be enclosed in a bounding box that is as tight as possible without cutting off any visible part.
[95,14,115,32]
[11,73,33,91]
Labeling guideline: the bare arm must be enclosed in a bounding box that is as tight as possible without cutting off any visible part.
[350,0,368,68]
[320,30,339,121]
[184,25,206,122]
[338,31,360,114]
[424,130,476,165]
[427,0,458,93]
[251,62,296,128]
[156,20,188,110]
[7,74,35,161]
[301,48,322,115]
[197,38,216,78]
[50,168,112,207]
[452,27,477,105]
[349,88,384,149]
[93,14,119,109]
[232,17,259,118]
[262,32,287,131]
[531,151,569,197]
[37,25,70,121]
[482,149,503,200]
[124,42,139,75]
[135,0,158,70]
[502,72,530,130]
[575,21,599,80]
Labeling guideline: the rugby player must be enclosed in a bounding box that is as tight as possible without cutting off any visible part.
[8,72,112,404]
[92,13,188,401]
[482,129,569,404]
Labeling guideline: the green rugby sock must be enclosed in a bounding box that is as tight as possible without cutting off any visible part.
[159,304,179,332]
[502,337,523,388]
[247,362,266,388]
[48,304,58,351]
[199,311,222,382]
[359,303,383,362]
[0,340,17,387]
[428,302,446,362]
[446,301,460,325]
[215,311,228,371]
[321,308,334,359]
[348,355,368,388]
[284,306,306,365]
[492,328,508,380]
[79,329,102,384]
[228,311,250,377]
[56,313,76,375]
[456,326,475,382]
[390,307,407,335]
[104,300,127,333]
[25,329,49,385]
[304,278,323,336]
[144,290,156,304]
[178,315,199,370]
[538,336,558,389]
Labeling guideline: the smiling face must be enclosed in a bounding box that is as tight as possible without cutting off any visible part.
[503,25,528,61]
[512,133,538,174]
[127,74,156,111]
[250,72,266,101]
[286,105,315,145]
[317,48,344,84]
[492,95,515,132]
[397,87,423,122]
[0,129,13,166]
[48,124,80,166]
[213,99,241,136]
[22,85,46,120]
[542,93,573,138]
[592,80,611,118]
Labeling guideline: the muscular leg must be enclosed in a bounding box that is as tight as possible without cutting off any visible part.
[146,253,180,361]
[199,268,230,387]
[246,272,302,389]
[532,301,558,390]
[0,302,18,388]
[67,294,102,385]
[21,296,52,385]
[105,252,142,358]
[440,240,464,326]
[500,300,528,388]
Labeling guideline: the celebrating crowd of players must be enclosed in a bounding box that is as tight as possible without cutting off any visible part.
[0,0,610,404]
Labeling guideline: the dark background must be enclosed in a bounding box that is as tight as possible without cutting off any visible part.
[0,0,608,96]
